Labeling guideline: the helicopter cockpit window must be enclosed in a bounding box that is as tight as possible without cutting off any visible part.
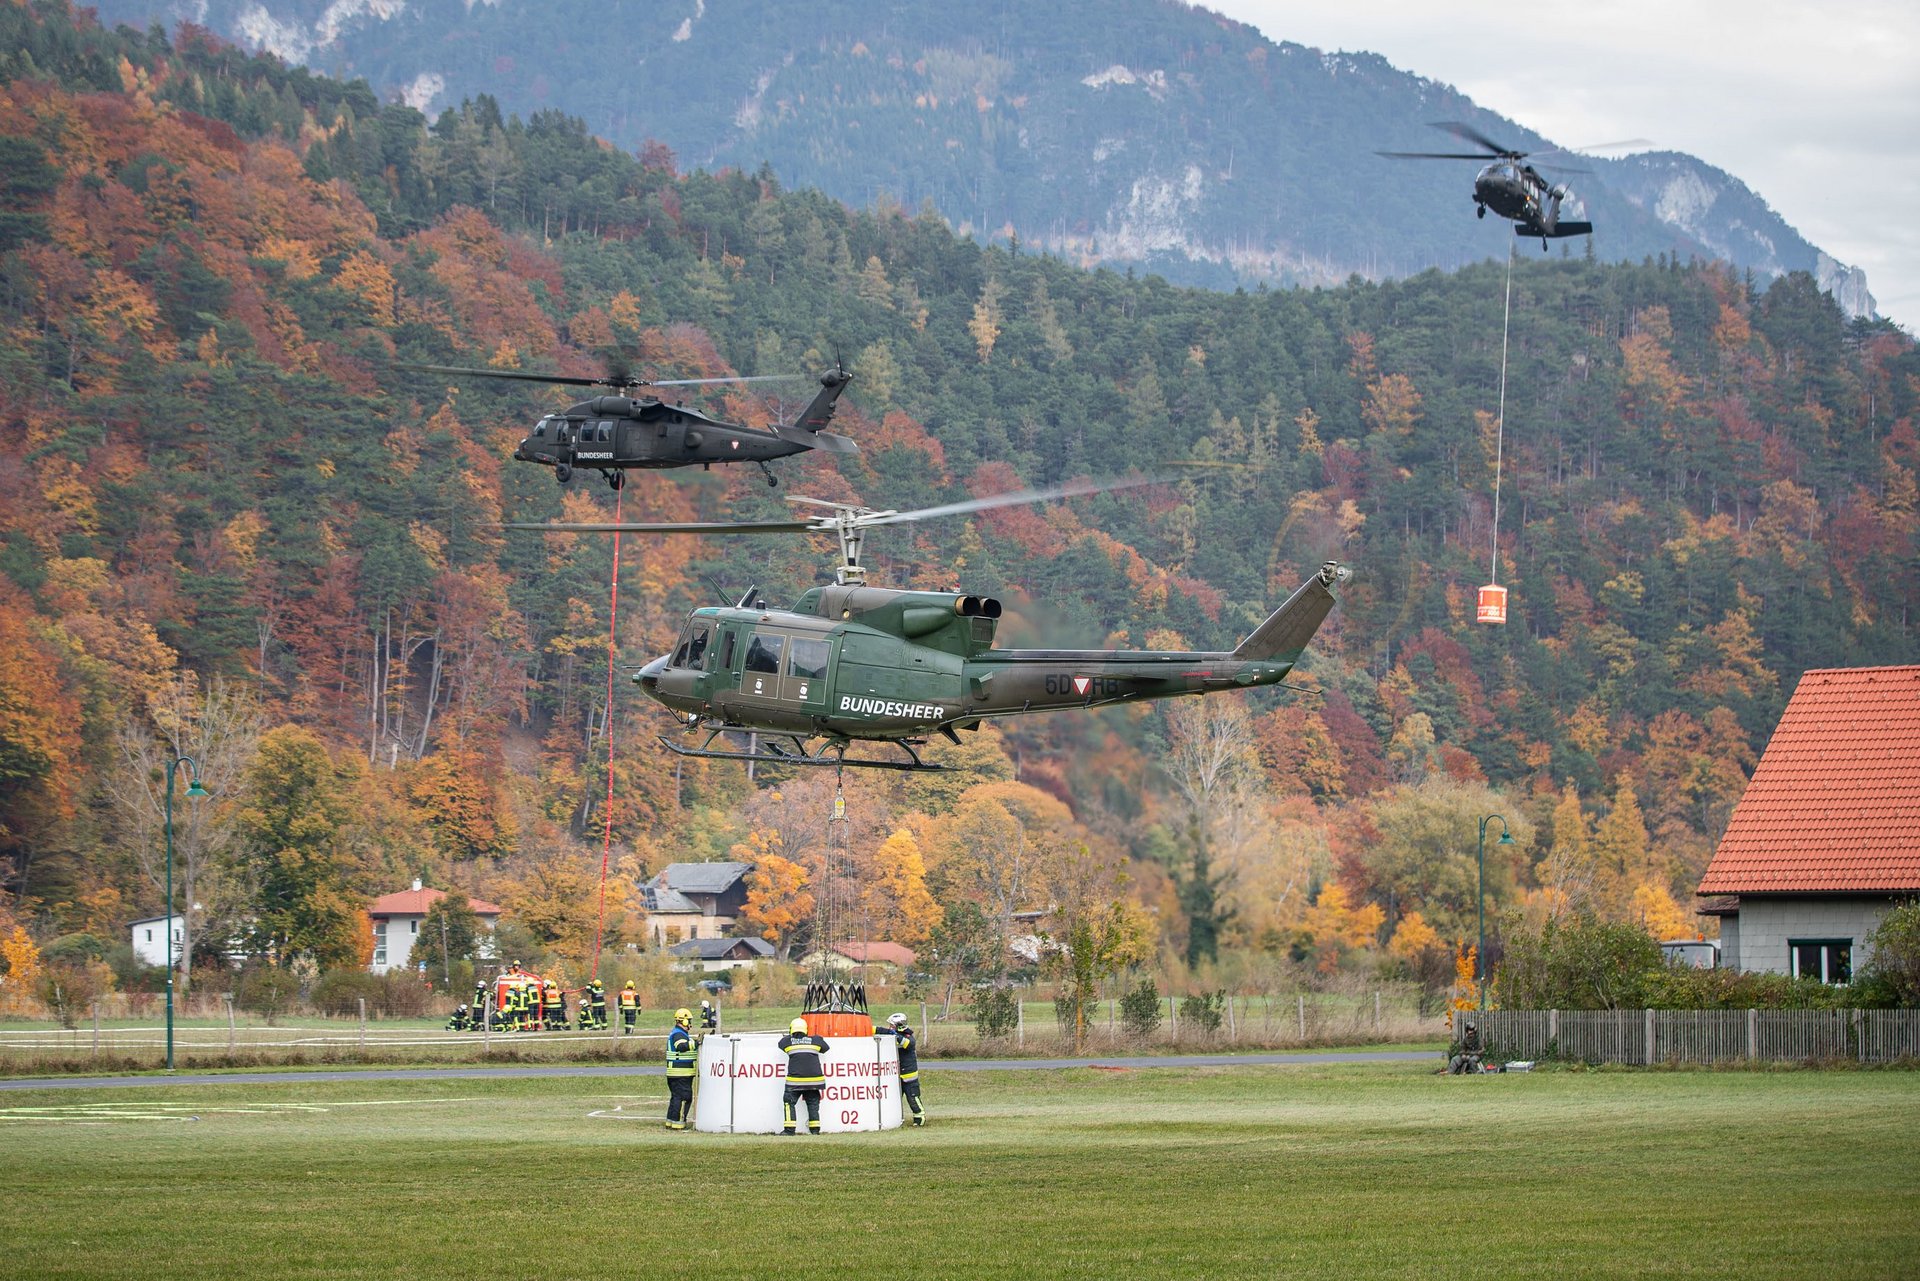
[744,633,785,676]
[597,422,613,441]
[533,419,548,438]
[685,623,711,669]
[787,638,830,681]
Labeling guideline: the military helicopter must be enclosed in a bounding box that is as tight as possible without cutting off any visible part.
[509,479,1346,772]
[1379,121,1642,249]
[402,361,856,488]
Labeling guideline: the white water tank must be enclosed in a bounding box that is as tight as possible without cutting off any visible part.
[692,1032,902,1133]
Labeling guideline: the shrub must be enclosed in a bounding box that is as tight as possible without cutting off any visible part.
[973,985,1018,1040]
[1179,990,1227,1034]
[1639,963,1850,1010]
[1497,915,1662,1009]
[1119,979,1163,1039]
[236,964,298,1024]
[42,932,110,963]
[1860,901,1920,1005]
[36,960,109,1029]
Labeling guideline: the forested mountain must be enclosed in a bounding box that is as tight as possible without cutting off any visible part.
[79,0,1876,314]
[0,2,1914,990]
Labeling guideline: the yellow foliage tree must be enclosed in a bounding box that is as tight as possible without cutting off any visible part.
[1300,883,1385,973]
[0,925,44,1015]
[1632,881,1695,942]
[968,276,1003,364]
[738,844,814,960]
[863,829,943,948]
[335,249,397,326]
[1388,910,1441,961]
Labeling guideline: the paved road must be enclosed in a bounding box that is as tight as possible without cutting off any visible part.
[0,1049,1435,1092]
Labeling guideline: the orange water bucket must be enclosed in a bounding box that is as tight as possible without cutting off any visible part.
[803,1011,874,1037]
[1476,583,1508,624]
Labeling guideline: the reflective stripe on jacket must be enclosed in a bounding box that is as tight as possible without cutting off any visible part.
[883,1026,920,1080]
[777,1033,829,1085]
[666,1025,697,1077]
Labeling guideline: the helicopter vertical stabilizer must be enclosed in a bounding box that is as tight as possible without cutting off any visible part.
[794,368,854,432]
[1231,563,1347,662]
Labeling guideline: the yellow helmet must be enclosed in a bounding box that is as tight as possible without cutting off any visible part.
[674,1008,692,1024]
[624,981,635,989]
[789,1018,808,1035]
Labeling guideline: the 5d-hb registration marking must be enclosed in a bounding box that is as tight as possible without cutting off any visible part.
[1044,675,1124,697]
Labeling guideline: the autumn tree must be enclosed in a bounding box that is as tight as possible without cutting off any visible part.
[862,828,943,949]
[237,726,369,969]
[108,675,261,993]
[737,844,814,960]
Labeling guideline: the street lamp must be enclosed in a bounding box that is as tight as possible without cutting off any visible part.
[1477,814,1515,1010]
[164,757,209,1072]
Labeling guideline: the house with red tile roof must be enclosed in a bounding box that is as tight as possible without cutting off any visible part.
[1696,665,1920,982]
[369,880,503,974]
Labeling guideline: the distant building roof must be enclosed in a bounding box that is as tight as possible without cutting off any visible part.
[833,941,917,968]
[368,886,503,918]
[1698,665,1920,895]
[654,861,753,894]
[668,936,775,961]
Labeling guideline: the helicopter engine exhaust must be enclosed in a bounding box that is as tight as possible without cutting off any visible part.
[954,596,1002,619]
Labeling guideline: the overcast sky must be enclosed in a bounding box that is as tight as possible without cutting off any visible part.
[1210,1,1920,331]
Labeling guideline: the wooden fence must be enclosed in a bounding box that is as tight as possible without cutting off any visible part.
[1463,1008,1920,1065]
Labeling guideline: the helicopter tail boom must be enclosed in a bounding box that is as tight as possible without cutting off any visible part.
[1232,563,1347,663]
[773,423,858,454]
[1525,219,1592,238]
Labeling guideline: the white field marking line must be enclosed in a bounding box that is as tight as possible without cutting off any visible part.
[0,1098,484,1123]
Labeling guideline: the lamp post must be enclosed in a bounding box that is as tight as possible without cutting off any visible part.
[1477,814,1515,1010]
[164,757,210,1072]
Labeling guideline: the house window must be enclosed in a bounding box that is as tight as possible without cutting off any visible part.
[145,929,153,943]
[410,919,418,934]
[1789,938,1851,984]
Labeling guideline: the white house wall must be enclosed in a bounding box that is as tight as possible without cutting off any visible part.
[1730,897,1899,977]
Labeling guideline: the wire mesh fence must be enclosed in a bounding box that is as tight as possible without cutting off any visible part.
[1465,1008,1920,1065]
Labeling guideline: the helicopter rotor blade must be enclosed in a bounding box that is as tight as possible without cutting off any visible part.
[854,473,1168,529]
[501,519,818,535]
[501,474,1169,537]
[399,362,611,388]
[648,374,805,387]
[1429,120,1516,156]
[1544,137,1653,157]
[400,363,804,391]
[1377,150,1502,161]
[1535,163,1593,176]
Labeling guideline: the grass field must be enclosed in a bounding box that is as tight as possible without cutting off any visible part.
[2,1063,1915,1280]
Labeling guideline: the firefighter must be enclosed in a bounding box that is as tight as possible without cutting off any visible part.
[472,980,489,1025]
[509,980,529,1031]
[543,978,565,1031]
[664,1007,697,1130]
[619,981,640,1034]
[778,1017,831,1135]
[445,1003,469,1032]
[699,1000,719,1033]
[587,979,608,1030]
[881,1012,926,1126]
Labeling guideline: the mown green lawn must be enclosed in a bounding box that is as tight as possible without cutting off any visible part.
[1,1064,1913,1279]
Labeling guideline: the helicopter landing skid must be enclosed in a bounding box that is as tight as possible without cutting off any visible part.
[655,731,945,772]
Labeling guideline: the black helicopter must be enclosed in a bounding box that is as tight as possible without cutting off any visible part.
[403,362,856,488]
[1380,121,1641,249]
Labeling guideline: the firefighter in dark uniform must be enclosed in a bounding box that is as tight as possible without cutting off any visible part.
[472,980,488,1028]
[664,1007,697,1130]
[445,1003,469,1032]
[778,1018,831,1135]
[620,981,640,1034]
[881,1012,926,1126]
[587,979,608,1030]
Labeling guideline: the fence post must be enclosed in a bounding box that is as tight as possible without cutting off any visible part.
[1226,994,1236,1042]
[1857,1009,1868,1064]
[357,997,367,1053]
[1016,990,1024,1048]
[1373,991,1380,1030]
[483,996,491,1053]
[920,1000,928,1050]
[1746,1007,1758,1060]
[609,1001,620,1055]
[1297,994,1306,1041]
[91,1001,100,1059]
[1644,1008,1655,1066]
[1169,995,1177,1043]
[1548,1008,1558,1051]
[225,994,236,1057]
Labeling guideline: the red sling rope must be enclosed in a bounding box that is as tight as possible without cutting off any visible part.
[590,485,623,976]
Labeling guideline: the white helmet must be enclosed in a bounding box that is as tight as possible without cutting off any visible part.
[888,1012,909,1028]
